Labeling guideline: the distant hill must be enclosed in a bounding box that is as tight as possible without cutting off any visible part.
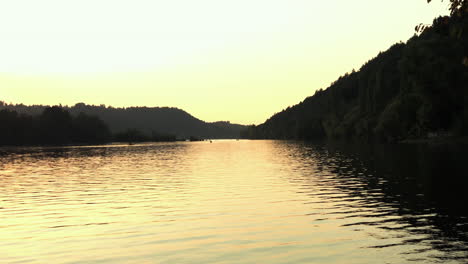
[0,102,246,139]
[243,13,468,142]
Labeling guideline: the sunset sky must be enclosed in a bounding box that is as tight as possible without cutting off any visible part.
[0,0,449,125]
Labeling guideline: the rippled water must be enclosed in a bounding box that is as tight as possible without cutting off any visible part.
[1,140,468,263]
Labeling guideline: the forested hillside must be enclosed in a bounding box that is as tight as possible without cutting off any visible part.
[0,102,245,139]
[243,13,467,142]
[0,106,111,145]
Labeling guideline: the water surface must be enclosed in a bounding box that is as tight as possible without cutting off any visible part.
[1,140,467,263]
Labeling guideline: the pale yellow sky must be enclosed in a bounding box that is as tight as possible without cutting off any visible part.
[0,0,449,124]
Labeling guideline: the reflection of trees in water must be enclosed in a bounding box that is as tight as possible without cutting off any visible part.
[0,143,193,194]
[288,141,468,262]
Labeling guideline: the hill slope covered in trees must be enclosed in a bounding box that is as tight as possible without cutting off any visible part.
[0,106,111,145]
[0,103,245,140]
[243,13,467,142]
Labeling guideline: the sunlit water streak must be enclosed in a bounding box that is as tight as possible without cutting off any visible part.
[1,140,467,263]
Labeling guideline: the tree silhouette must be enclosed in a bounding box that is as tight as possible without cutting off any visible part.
[39,106,73,144]
[428,0,467,16]
[0,107,113,146]
[72,112,111,143]
[243,12,467,142]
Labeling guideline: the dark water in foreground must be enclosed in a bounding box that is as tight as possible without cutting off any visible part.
[1,140,467,263]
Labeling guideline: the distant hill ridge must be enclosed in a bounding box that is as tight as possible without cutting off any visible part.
[0,102,245,139]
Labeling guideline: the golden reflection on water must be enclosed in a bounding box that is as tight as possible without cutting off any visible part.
[1,141,467,263]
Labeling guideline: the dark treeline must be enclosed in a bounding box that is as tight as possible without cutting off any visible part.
[0,106,180,146]
[113,129,176,143]
[243,12,467,142]
[0,102,245,139]
[0,106,111,146]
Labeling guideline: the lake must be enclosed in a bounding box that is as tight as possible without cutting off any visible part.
[1,140,467,263]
